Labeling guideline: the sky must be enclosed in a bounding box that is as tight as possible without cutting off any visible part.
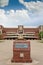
[0,0,43,27]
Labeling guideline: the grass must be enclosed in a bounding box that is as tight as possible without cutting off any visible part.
[0,40,4,43]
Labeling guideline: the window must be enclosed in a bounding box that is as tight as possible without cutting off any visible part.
[19,30,23,34]
[15,43,28,48]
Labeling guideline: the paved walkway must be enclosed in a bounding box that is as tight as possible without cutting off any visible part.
[0,40,43,65]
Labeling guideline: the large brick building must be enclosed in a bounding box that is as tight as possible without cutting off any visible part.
[0,25,43,40]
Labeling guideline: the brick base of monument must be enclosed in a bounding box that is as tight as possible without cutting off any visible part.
[11,58,32,63]
[11,51,32,63]
[11,40,32,63]
[11,52,32,63]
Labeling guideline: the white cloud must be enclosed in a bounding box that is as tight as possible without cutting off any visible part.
[0,9,43,27]
[6,9,31,27]
[19,0,43,12]
[0,9,5,18]
[0,0,9,7]
[0,9,8,26]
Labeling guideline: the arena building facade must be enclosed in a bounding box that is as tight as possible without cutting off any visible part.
[0,25,43,40]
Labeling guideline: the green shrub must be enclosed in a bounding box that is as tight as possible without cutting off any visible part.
[39,31,43,39]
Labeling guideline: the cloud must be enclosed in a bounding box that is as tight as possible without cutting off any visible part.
[0,0,9,7]
[6,9,31,27]
[0,9,43,27]
[19,0,43,12]
[0,9,8,26]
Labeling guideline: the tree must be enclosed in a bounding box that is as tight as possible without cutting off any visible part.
[39,31,43,40]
